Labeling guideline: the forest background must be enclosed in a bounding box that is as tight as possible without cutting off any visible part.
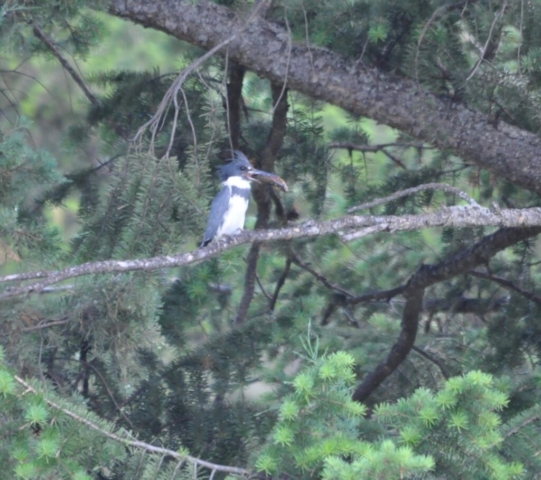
[1,1,541,479]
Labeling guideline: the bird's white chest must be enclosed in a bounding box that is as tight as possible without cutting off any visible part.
[217,195,249,237]
[216,177,251,238]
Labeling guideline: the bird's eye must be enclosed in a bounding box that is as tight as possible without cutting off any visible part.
[240,166,247,171]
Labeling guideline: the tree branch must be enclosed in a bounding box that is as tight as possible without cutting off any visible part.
[270,256,292,311]
[412,345,449,380]
[353,285,425,403]
[107,0,541,195]
[469,270,541,306]
[226,64,246,150]
[13,376,249,477]
[290,250,353,298]
[348,182,479,213]
[352,226,541,402]
[329,141,430,152]
[32,23,99,106]
[2,209,541,300]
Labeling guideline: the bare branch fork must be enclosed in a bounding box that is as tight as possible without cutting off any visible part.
[328,141,431,169]
[3,204,541,300]
[13,376,249,478]
[131,0,271,156]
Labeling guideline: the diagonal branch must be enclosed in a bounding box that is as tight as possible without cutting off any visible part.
[270,256,292,311]
[32,23,98,106]
[2,208,541,300]
[107,0,541,195]
[469,270,541,306]
[290,250,354,298]
[352,286,424,403]
[14,375,249,477]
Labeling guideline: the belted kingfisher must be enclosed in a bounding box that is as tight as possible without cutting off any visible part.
[200,151,287,247]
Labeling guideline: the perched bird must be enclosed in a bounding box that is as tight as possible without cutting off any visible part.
[200,151,287,247]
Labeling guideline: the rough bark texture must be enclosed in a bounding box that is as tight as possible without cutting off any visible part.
[352,226,541,402]
[108,0,541,195]
[3,208,541,300]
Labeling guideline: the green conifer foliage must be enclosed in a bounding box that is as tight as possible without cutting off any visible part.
[2,0,541,479]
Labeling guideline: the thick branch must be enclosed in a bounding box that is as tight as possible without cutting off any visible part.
[3,208,541,299]
[352,225,541,403]
[108,0,541,195]
[226,64,246,150]
[353,286,425,403]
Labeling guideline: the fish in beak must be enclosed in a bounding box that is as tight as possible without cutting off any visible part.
[245,169,289,192]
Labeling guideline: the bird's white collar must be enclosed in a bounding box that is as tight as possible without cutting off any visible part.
[223,176,251,189]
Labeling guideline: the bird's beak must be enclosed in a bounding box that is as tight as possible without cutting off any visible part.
[247,170,289,192]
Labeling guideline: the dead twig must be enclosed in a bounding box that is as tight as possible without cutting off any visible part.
[348,182,479,213]
[32,23,98,106]
[13,376,249,477]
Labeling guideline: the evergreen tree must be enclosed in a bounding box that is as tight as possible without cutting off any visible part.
[1,0,541,478]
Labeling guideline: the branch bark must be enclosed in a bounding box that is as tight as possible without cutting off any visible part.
[469,270,541,306]
[3,207,541,300]
[32,23,98,106]
[108,0,541,195]
[14,376,249,477]
[352,226,541,403]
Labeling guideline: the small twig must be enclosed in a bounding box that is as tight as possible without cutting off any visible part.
[56,355,136,431]
[329,141,429,152]
[414,0,479,86]
[132,0,269,153]
[464,1,507,83]
[255,271,272,301]
[271,8,292,115]
[329,141,421,169]
[504,414,541,438]
[347,285,406,306]
[13,376,249,477]
[290,250,353,298]
[517,0,524,75]
[134,33,239,152]
[412,345,449,379]
[348,182,479,213]
[22,317,70,332]
[32,23,98,106]
[469,270,541,306]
